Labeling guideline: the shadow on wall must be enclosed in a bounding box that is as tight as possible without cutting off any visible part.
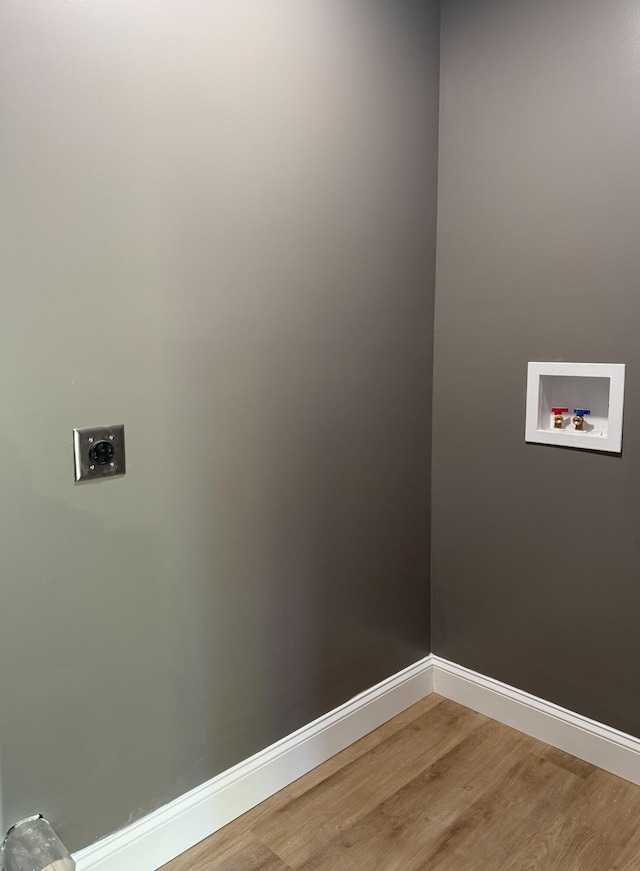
[134,0,435,794]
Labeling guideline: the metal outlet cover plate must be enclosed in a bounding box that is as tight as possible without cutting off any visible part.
[73,424,126,482]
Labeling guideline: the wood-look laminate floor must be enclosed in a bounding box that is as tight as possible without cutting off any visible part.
[162,695,640,870]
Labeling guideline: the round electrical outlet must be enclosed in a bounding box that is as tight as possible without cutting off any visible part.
[89,440,115,466]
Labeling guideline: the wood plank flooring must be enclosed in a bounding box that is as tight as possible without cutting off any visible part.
[162,695,640,870]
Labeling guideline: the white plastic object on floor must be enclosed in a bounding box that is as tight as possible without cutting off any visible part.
[1,815,75,871]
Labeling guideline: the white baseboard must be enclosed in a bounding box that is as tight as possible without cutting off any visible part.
[432,656,640,787]
[74,653,640,871]
[73,656,434,871]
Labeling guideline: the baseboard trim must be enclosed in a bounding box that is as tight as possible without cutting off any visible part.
[73,656,434,871]
[75,654,640,870]
[432,655,640,787]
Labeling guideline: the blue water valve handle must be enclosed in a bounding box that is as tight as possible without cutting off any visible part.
[574,409,591,416]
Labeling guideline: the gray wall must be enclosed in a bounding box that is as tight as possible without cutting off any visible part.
[433,0,640,736]
[0,0,439,850]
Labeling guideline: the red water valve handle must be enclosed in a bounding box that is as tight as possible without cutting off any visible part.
[551,407,569,414]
